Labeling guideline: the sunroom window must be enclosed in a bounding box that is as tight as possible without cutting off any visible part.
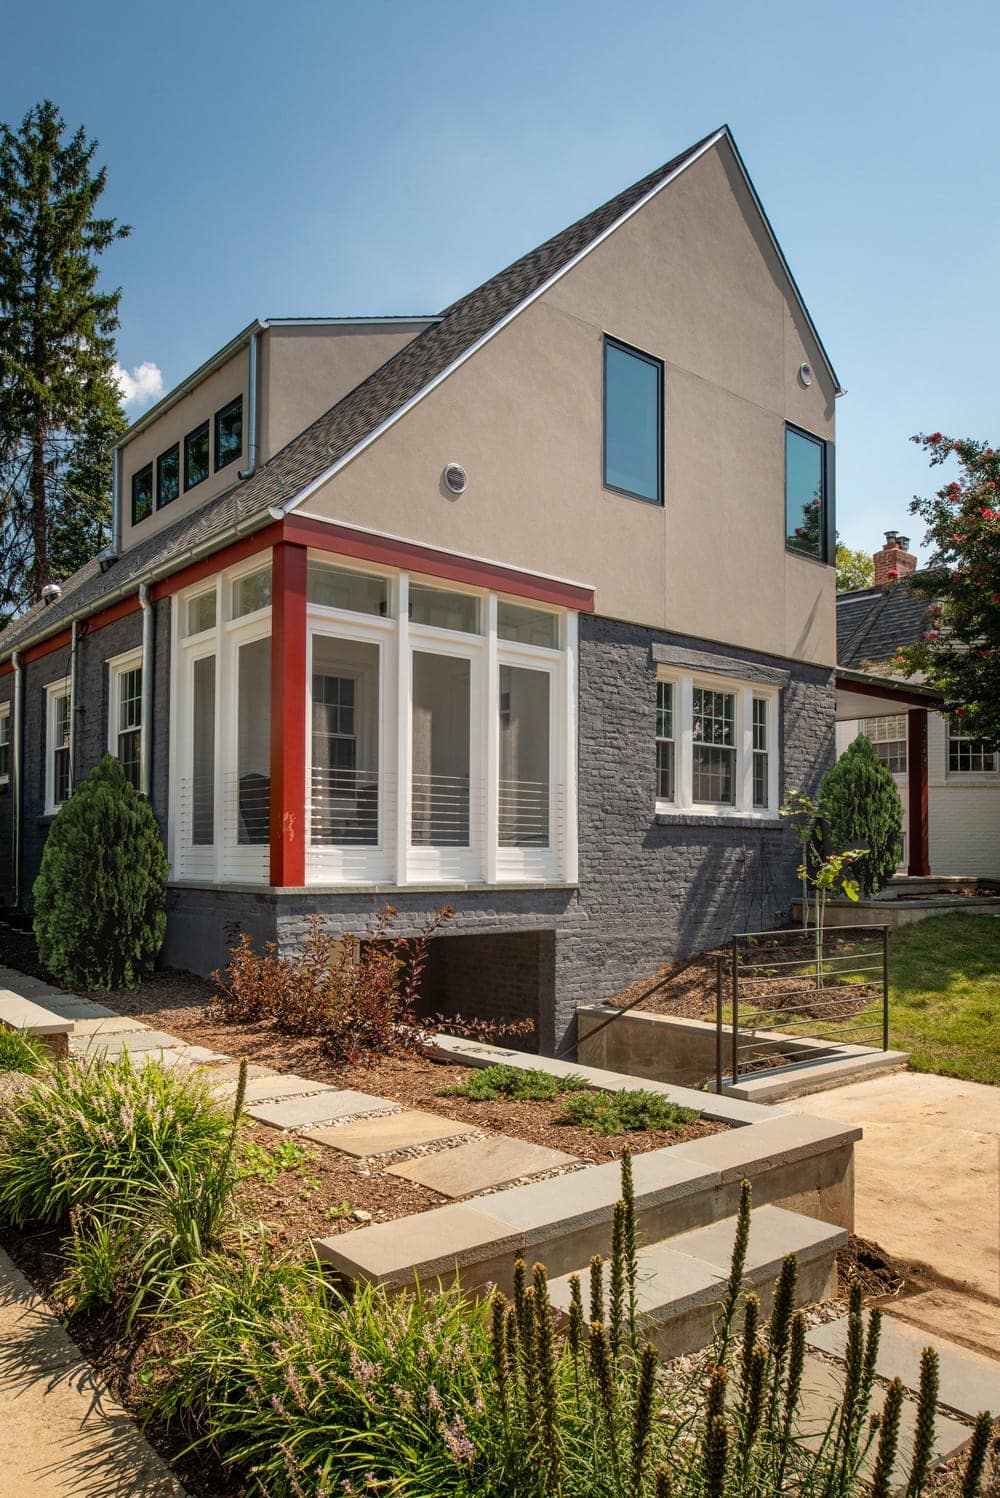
[236,637,270,844]
[409,584,480,634]
[232,566,272,618]
[311,637,379,847]
[497,601,559,648]
[411,651,471,846]
[191,655,216,845]
[187,589,217,636]
[499,665,550,847]
[307,562,389,617]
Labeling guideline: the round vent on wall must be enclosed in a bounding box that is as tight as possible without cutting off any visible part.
[443,462,468,495]
[798,362,814,388]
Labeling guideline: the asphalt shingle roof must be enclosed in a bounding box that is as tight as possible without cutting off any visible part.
[0,127,728,659]
[836,579,933,669]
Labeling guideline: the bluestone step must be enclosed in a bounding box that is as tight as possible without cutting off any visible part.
[386,1134,577,1197]
[808,1314,1000,1419]
[247,1089,395,1131]
[548,1206,846,1358]
[308,1109,476,1156]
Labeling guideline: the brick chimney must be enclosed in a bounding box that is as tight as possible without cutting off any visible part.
[874,530,917,588]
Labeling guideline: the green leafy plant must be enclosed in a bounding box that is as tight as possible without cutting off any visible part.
[0,1029,48,1074]
[58,1208,134,1315]
[238,1136,318,1185]
[439,1062,590,1102]
[32,754,169,990]
[554,1089,700,1137]
[821,734,904,896]
[0,1049,231,1225]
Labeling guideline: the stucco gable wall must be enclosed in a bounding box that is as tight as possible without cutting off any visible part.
[298,139,836,665]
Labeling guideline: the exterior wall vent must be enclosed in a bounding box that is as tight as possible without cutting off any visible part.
[443,462,468,495]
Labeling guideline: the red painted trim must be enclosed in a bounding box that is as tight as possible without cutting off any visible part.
[23,629,72,665]
[151,523,282,601]
[284,515,596,612]
[0,660,11,678]
[906,708,931,877]
[269,541,308,886]
[834,674,940,710]
[87,595,141,633]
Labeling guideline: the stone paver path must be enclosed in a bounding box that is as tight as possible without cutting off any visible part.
[387,1135,577,1196]
[309,1108,477,1157]
[0,1249,186,1497]
[246,1089,396,1130]
[808,1314,1000,1418]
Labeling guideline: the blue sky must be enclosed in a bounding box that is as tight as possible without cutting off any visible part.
[7,0,1000,562]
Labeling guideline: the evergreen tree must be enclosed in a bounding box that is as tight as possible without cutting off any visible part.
[0,100,129,626]
[820,736,903,897]
[33,755,168,990]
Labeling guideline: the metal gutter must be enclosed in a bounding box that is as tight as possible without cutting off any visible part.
[238,331,260,480]
[139,584,154,798]
[68,620,79,794]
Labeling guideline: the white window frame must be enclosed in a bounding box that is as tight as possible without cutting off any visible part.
[946,723,999,779]
[44,678,72,815]
[862,715,908,776]
[107,648,144,788]
[655,670,779,818]
[0,701,10,785]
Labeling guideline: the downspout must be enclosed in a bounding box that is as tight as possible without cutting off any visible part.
[238,329,260,480]
[11,652,23,908]
[110,446,122,555]
[139,584,154,798]
[68,620,79,793]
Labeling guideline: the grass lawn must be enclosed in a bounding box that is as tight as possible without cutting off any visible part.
[887,914,1000,1086]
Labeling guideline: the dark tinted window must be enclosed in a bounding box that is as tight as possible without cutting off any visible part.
[131,463,153,524]
[214,396,243,471]
[157,444,180,507]
[785,427,826,558]
[603,338,662,503]
[184,421,210,490]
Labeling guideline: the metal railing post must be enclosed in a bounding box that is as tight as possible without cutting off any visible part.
[715,955,724,1094]
[731,938,740,1085]
[882,925,890,1051]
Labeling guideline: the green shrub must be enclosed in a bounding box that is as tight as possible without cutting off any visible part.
[32,754,169,990]
[439,1062,590,1102]
[0,1051,232,1225]
[820,736,904,897]
[0,1029,48,1075]
[555,1088,700,1136]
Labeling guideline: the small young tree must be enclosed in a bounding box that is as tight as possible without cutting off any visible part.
[820,736,903,897]
[33,755,168,990]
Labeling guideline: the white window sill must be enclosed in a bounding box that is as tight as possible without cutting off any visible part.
[654,807,783,830]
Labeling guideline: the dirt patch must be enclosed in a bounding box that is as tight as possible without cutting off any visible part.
[837,1233,906,1299]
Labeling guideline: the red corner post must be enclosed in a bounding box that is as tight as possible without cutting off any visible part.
[906,708,931,877]
[270,541,308,886]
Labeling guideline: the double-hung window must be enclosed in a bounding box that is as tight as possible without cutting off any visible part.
[109,651,143,790]
[603,336,663,504]
[862,716,907,773]
[45,681,71,812]
[656,673,778,815]
[0,702,10,784]
[947,725,998,774]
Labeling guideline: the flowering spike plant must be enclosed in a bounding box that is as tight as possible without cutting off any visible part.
[899,432,1000,746]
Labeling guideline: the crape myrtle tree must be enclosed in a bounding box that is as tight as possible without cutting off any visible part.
[0,100,129,627]
[897,432,1000,746]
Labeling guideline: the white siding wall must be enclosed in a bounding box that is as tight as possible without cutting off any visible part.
[837,714,1000,877]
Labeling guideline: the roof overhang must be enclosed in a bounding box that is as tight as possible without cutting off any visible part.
[835,668,942,721]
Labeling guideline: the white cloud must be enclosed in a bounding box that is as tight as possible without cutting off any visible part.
[114,360,165,413]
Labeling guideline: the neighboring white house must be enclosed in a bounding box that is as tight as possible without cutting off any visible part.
[836,532,1000,878]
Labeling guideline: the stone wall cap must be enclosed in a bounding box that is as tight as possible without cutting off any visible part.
[651,642,791,687]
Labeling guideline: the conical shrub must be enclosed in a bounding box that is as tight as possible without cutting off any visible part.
[33,753,169,989]
[820,734,903,895]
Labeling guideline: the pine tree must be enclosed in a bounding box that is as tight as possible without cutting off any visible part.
[820,736,903,896]
[33,755,168,990]
[0,100,129,626]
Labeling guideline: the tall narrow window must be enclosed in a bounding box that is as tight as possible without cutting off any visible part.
[692,687,736,804]
[785,427,828,560]
[411,652,470,846]
[236,637,271,844]
[157,444,180,508]
[184,421,210,490]
[132,464,153,525]
[0,704,10,783]
[603,337,663,504]
[214,396,243,471]
[655,681,675,803]
[46,685,71,810]
[752,697,769,808]
[499,666,550,847]
[191,656,216,845]
[311,638,379,846]
[112,662,143,790]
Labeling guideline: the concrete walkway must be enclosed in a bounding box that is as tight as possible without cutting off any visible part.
[797,1071,1000,1301]
[0,1249,186,1497]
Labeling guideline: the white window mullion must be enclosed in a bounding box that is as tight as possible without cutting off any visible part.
[678,675,694,810]
[563,612,579,883]
[485,594,499,884]
[395,573,411,885]
[737,686,754,814]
